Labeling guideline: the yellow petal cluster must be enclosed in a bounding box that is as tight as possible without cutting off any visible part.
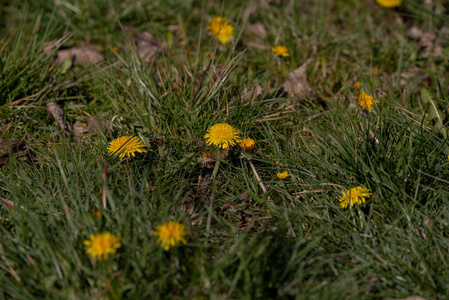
[84,232,121,261]
[239,138,256,153]
[272,45,289,57]
[154,221,188,251]
[204,123,241,149]
[357,90,378,112]
[276,171,289,179]
[208,17,234,44]
[339,186,372,209]
[107,136,147,158]
[376,0,402,8]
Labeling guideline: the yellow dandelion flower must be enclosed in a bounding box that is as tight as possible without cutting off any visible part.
[272,45,289,57]
[339,186,372,209]
[107,136,147,158]
[357,90,379,112]
[154,221,188,251]
[376,0,402,8]
[204,123,241,149]
[84,232,121,261]
[276,171,289,179]
[239,138,255,153]
[208,17,234,44]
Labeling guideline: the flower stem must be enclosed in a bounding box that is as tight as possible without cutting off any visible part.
[211,150,222,181]
[248,159,267,193]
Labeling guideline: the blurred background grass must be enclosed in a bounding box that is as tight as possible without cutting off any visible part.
[1,0,449,298]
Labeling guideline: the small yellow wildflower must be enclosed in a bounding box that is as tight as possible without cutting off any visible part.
[276,171,289,179]
[357,90,378,112]
[207,17,234,44]
[239,138,255,153]
[339,186,372,209]
[272,45,289,57]
[202,151,214,158]
[204,123,241,149]
[154,221,188,251]
[376,0,402,8]
[84,232,121,261]
[107,136,147,158]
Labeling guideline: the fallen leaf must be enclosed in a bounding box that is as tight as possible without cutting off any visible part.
[241,83,263,101]
[42,39,63,54]
[0,139,26,166]
[72,121,88,136]
[73,116,108,136]
[0,198,15,209]
[384,296,427,300]
[246,22,267,39]
[399,67,429,87]
[245,40,270,50]
[47,102,71,133]
[242,2,259,24]
[419,32,444,58]
[123,26,163,62]
[56,44,104,66]
[282,59,316,100]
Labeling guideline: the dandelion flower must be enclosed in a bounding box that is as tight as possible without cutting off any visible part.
[276,171,289,179]
[272,45,289,57]
[84,232,121,260]
[239,138,255,153]
[154,221,188,251]
[208,17,234,44]
[357,90,378,112]
[107,136,147,158]
[339,186,372,209]
[376,0,401,8]
[204,123,241,149]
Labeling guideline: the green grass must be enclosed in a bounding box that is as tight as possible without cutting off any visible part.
[1,0,449,298]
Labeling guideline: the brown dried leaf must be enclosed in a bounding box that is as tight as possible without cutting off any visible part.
[56,45,104,66]
[420,32,444,58]
[242,2,259,23]
[384,296,427,300]
[73,121,88,136]
[246,22,267,39]
[123,26,163,62]
[73,116,107,136]
[136,32,162,62]
[241,83,263,101]
[0,139,25,156]
[47,102,71,133]
[42,40,63,54]
[0,139,26,166]
[245,40,270,50]
[0,198,15,209]
[283,59,316,100]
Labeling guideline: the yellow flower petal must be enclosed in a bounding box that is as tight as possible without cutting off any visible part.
[208,17,234,44]
[376,0,402,8]
[84,232,121,261]
[272,45,289,57]
[339,186,372,209]
[154,221,188,251]
[204,123,241,149]
[107,136,147,158]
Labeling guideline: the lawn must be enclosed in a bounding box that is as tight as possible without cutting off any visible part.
[1,0,449,299]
